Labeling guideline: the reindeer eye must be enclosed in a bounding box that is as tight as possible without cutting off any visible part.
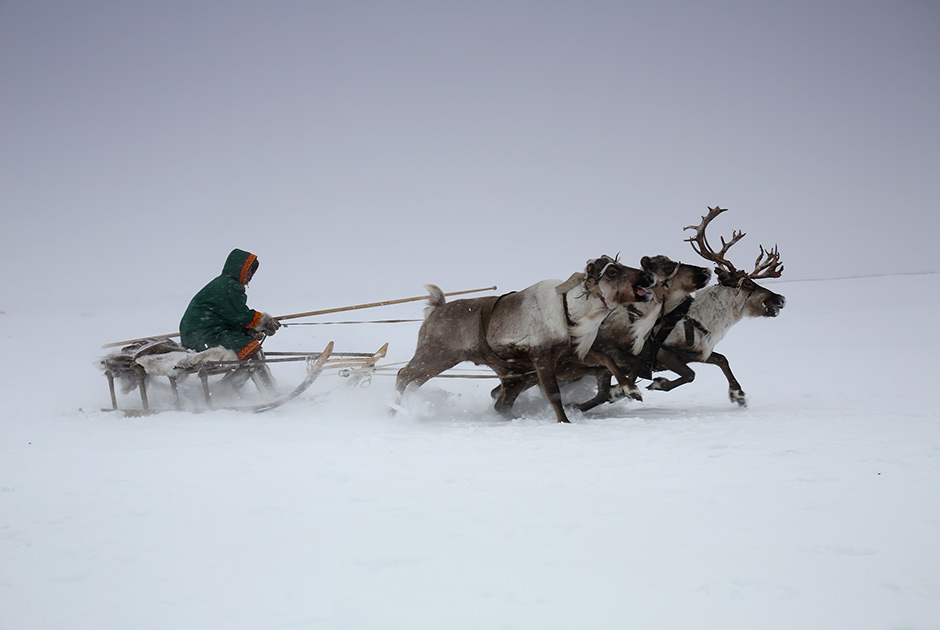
[606,267,619,278]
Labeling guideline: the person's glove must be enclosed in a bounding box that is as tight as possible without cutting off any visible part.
[253,312,281,336]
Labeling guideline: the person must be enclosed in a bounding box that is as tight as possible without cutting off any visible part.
[179,248,281,360]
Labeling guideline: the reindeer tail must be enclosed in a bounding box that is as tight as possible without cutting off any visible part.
[423,284,446,318]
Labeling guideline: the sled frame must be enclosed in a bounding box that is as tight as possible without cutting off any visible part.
[102,341,388,416]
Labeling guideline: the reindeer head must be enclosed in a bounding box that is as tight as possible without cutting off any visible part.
[640,255,712,298]
[685,207,787,318]
[583,255,656,305]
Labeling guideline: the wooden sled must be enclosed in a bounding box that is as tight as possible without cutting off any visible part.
[99,338,388,416]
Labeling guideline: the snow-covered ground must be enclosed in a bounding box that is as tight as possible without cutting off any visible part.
[2,272,939,629]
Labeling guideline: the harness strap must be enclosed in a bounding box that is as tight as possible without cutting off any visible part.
[683,317,710,347]
[653,264,681,302]
[645,296,694,377]
[651,297,693,346]
[555,272,585,295]
[479,293,526,374]
[561,293,576,328]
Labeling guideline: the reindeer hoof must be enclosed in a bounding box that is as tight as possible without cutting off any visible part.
[648,378,668,391]
[609,385,643,403]
[729,389,747,407]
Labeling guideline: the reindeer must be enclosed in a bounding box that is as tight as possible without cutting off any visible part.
[395,256,656,423]
[491,255,712,412]
[491,209,785,413]
[633,206,786,407]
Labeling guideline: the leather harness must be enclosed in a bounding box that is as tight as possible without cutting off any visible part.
[478,292,526,374]
[645,296,710,375]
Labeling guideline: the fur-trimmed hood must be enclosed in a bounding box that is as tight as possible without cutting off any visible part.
[222,249,258,286]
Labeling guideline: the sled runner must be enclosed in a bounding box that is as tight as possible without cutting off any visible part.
[99,338,388,416]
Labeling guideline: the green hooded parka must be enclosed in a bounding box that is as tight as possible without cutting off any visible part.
[179,249,264,359]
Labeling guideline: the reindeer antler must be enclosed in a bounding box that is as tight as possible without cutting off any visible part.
[683,206,745,273]
[685,206,786,280]
[751,244,784,279]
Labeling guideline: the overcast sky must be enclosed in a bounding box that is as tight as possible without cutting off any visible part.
[3,1,938,318]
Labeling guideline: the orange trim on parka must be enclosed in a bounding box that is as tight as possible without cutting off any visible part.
[239,254,258,286]
[237,339,262,360]
[247,310,263,329]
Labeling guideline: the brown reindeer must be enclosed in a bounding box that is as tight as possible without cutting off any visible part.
[637,206,786,407]
[491,255,712,412]
[395,256,656,423]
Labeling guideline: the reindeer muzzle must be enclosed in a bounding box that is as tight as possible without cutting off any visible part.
[634,271,656,301]
[763,294,786,317]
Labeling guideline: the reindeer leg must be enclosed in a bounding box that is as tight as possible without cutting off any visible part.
[532,352,570,423]
[611,361,645,401]
[591,353,642,402]
[491,373,538,401]
[705,351,746,407]
[494,374,528,419]
[647,349,697,392]
[395,357,459,399]
[578,368,613,412]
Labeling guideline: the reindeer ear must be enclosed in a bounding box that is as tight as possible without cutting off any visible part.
[640,256,652,270]
[585,259,600,278]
